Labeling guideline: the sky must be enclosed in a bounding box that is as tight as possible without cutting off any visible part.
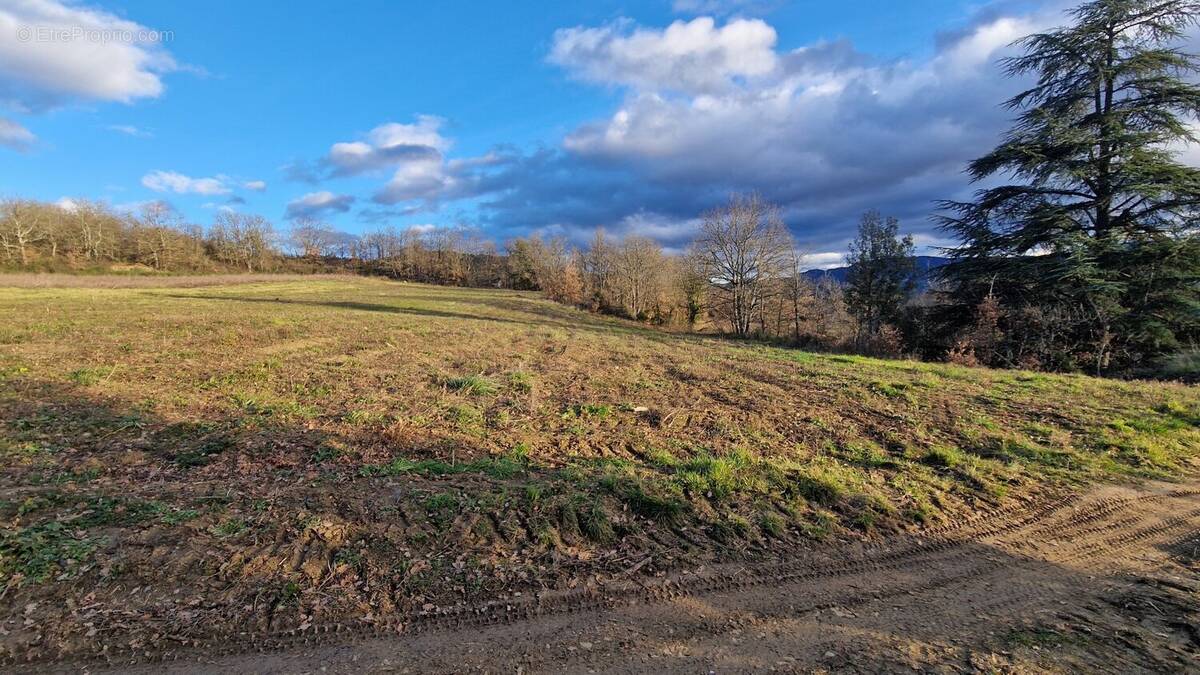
[0,0,1180,267]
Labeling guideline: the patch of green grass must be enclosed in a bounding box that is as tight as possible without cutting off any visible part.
[842,441,896,468]
[673,449,765,501]
[360,447,529,479]
[164,426,234,468]
[922,445,964,469]
[758,511,785,538]
[342,409,384,426]
[423,492,462,527]
[709,514,751,543]
[796,509,836,540]
[870,381,912,400]
[67,366,113,386]
[447,374,498,396]
[35,467,101,485]
[564,403,613,420]
[447,403,483,432]
[1003,628,1070,648]
[579,501,614,542]
[210,518,247,538]
[508,371,534,393]
[791,467,847,506]
[600,474,685,524]
[0,521,100,582]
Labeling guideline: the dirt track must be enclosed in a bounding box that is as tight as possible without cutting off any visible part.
[30,479,1200,673]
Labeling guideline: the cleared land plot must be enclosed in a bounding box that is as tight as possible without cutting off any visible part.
[0,277,1197,664]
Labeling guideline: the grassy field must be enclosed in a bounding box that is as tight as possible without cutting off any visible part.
[1,276,1197,658]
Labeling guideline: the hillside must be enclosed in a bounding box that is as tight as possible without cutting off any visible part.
[0,276,1197,663]
[803,255,952,291]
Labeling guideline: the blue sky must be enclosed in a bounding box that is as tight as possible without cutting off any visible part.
[0,0,1120,264]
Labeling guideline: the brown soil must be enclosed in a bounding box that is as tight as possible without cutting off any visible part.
[22,478,1200,673]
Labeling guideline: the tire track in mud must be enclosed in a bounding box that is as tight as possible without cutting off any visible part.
[10,485,1200,670]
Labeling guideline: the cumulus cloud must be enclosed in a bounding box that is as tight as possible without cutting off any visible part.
[507,8,1068,252]
[322,116,449,178]
[549,17,778,95]
[141,170,231,196]
[0,116,34,150]
[0,0,177,112]
[284,191,355,220]
[307,116,459,205]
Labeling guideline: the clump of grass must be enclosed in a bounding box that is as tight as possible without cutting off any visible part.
[311,443,344,463]
[156,505,200,525]
[210,518,247,538]
[758,511,785,538]
[343,409,384,426]
[600,474,685,524]
[447,404,483,431]
[447,374,497,396]
[870,381,912,400]
[922,445,964,469]
[709,514,751,543]
[423,492,462,528]
[508,371,534,393]
[674,449,763,501]
[67,366,113,386]
[580,501,614,542]
[791,467,847,506]
[796,509,837,540]
[842,441,895,468]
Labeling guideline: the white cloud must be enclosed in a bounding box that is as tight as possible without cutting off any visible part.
[0,116,34,150]
[374,154,454,204]
[804,252,847,269]
[539,7,1073,251]
[54,196,77,211]
[284,191,355,220]
[325,116,449,177]
[141,170,231,196]
[0,0,177,112]
[107,124,151,138]
[549,17,778,94]
[242,179,267,192]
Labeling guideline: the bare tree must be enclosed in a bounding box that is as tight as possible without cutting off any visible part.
[611,235,666,320]
[781,247,811,343]
[0,200,46,265]
[290,217,336,258]
[134,201,186,270]
[209,212,276,272]
[694,193,794,336]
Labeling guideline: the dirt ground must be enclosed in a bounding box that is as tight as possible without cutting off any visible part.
[17,477,1192,673]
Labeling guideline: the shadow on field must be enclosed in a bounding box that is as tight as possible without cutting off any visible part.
[161,294,533,327]
[0,376,344,489]
[161,292,685,343]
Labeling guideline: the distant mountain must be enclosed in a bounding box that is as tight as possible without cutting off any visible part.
[802,256,951,292]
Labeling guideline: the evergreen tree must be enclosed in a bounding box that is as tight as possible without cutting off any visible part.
[938,0,1200,373]
[845,210,916,346]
